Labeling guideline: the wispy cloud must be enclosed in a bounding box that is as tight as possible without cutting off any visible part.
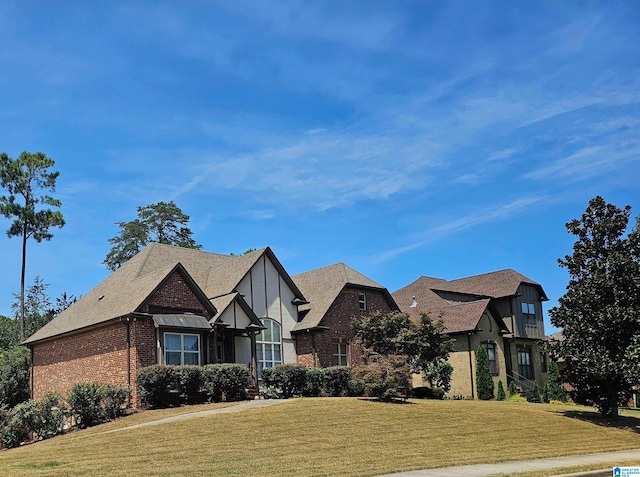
[374,196,548,263]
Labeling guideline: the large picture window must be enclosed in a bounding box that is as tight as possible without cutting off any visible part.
[165,332,200,365]
[257,319,282,377]
[482,342,497,374]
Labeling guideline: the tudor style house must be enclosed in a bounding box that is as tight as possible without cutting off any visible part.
[24,243,397,404]
[393,269,548,398]
[291,263,398,368]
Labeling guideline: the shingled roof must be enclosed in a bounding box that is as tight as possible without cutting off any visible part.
[392,268,545,334]
[441,269,547,300]
[393,276,491,333]
[24,243,305,344]
[291,262,398,332]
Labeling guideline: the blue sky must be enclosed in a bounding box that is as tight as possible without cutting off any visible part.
[1,1,639,334]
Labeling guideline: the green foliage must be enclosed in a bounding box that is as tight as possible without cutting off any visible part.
[546,361,566,402]
[412,386,445,399]
[136,365,178,408]
[347,378,365,397]
[202,364,250,402]
[423,359,453,393]
[0,393,67,449]
[0,151,64,340]
[475,345,494,400]
[354,311,453,376]
[0,315,20,350]
[548,196,640,420]
[0,345,30,408]
[323,366,352,397]
[526,383,541,403]
[68,383,130,428]
[508,380,517,397]
[175,366,203,404]
[261,364,307,398]
[497,381,506,401]
[303,367,325,397]
[352,356,411,401]
[543,381,550,403]
[104,201,202,270]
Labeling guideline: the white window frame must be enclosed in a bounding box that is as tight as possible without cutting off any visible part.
[358,292,366,311]
[256,319,282,378]
[332,341,349,366]
[164,332,201,366]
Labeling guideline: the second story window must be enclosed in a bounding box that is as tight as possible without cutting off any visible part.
[521,302,536,325]
[358,293,366,311]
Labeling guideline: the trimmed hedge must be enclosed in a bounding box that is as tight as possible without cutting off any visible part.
[136,365,179,408]
[303,367,325,397]
[261,364,307,398]
[68,383,130,428]
[175,366,204,404]
[323,367,352,397]
[412,386,445,400]
[0,393,67,449]
[202,364,251,402]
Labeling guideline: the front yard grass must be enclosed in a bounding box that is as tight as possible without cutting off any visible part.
[0,398,639,476]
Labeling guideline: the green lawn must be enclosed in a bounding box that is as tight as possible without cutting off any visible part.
[0,398,639,476]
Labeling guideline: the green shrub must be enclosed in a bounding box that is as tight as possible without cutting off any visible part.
[526,383,541,403]
[475,345,494,400]
[0,393,67,449]
[261,364,307,398]
[507,393,527,403]
[175,366,204,404]
[423,360,453,393]
[323,366,352,397]
[546,361,567,402]
[352,356,411,401]
[202,364,251,402]
[68,383,130,427]
[508,380,517,397]
[136,365,178,408]
[412,386,445,399]
[347,378,365,397]
[303,368,325,397]
[497,381,506,401]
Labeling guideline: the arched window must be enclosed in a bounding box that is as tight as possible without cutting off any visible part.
[482,342,498,375]
[256,319,282,378]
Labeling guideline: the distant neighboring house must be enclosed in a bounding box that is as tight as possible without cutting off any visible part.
[23,244,397,405]
[393,269,548,398]
[291,263,399,368]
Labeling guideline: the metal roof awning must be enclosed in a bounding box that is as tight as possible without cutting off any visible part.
[152,314,212,330]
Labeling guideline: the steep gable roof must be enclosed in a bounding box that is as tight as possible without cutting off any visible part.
[24,243,305,344]
[393,276,490,334]
[24,261,214,344]
[291,262,397,332]
[442,269,547,300]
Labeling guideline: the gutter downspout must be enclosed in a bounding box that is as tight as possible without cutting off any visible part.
[30,346,34,399]
[467,332,475,400]
[125,317,132,407]
[310,330,317,367]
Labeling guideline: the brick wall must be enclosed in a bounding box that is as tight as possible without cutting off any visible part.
[296,287,394,368]
[32,321,130,400]
[143,271,208,314]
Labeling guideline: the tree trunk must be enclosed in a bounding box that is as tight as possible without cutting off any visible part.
[20,225,27,341]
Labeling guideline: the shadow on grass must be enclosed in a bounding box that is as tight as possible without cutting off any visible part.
[357,397,415,405]
[557,409,640,433]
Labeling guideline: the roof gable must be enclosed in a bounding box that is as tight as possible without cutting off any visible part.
[292,262,397,332]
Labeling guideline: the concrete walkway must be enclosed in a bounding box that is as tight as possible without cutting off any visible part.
[377,449,640,477]
[73,399,290,438]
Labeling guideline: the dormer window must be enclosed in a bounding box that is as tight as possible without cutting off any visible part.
[358,293,366,311]
[521,302,536,325]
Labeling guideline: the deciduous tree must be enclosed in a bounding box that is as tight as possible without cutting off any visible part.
[104,201,201,270]
[548,196,640,420]
[0,151,64,340]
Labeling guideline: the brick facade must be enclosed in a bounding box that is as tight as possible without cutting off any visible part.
[143,271,209,314]
[31,270,210,406]
[296,287,394,368]
[32,321,130,400]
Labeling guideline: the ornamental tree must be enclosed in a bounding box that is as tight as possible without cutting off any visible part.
[548,196,640,420]
[0,152,64,340]
[104,201,201,270]
[475,345,494,400]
